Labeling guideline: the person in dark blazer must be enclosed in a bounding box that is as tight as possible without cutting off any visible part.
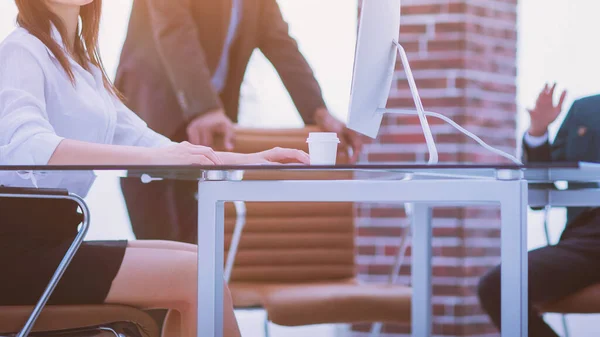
[115,0,364,243]
[478,84,600,337]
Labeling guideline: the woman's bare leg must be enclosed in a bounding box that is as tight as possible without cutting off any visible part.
[105,241,241,337]
[127,240,197,252]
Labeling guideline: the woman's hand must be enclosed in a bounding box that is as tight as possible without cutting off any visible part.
[217,147,310,165]
[150,141,224,165]
[254,147,310,164]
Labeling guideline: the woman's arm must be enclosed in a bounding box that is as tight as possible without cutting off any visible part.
[47,139,155,165]
[48,139,221,165]
[111,99,309,165]
[48,142,309,166]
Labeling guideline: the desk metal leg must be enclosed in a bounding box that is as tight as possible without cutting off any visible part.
[196,178,526,337]
[197,184,225,337]
[411,203,432,337]
[500,181,528,337]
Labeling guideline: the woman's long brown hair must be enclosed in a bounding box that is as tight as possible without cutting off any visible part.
[15,0,120,98]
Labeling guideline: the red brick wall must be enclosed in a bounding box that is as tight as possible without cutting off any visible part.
[353,0,518,336]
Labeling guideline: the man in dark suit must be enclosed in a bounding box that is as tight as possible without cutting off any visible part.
[478,84,600,337]
[114,0,363,243]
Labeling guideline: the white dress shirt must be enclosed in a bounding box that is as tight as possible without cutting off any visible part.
[0,27,172,196]
[523,132,549,148]
[211,0,242,93]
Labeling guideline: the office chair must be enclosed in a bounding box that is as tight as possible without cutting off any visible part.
[0,187,158,337]
[223,127,412,337]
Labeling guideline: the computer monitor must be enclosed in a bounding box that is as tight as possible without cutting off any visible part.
[347,0,523,166]
[347,0,400,139]
[347,0,439,164]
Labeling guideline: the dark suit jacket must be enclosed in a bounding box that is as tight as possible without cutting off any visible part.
[523,94,600,223]
[115,0,327,139]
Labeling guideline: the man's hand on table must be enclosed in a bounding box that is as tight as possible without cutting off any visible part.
[186,109,235,150]
[314,107,367,163]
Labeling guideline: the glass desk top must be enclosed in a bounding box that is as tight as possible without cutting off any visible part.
[0,162,596,183]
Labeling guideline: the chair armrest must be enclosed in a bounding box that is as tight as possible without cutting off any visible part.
[0,192,91,337]
[0,186,69,196]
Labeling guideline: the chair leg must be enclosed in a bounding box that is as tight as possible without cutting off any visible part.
[369,322,383,337]
[370,202,413,337]
[263,316,271,337]
[225,201,247,283]
[542,206,552,245]
[561,314,570,337]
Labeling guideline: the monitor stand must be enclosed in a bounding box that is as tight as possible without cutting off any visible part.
[374,41,522,166]
[376,41,439,165]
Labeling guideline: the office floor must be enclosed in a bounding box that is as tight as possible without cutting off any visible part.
[236,312,600,337]
[236,310,340,337]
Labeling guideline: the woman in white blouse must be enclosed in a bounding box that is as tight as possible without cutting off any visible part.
[0,1,309,336]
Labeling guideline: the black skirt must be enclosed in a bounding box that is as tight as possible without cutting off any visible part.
[0,194,127,306]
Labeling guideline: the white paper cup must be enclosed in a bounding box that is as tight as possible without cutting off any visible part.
[306,132,340,165]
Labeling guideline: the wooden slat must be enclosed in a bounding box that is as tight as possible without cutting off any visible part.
[224,202,353,217]
[230,265,356,283]
[224,233,354,250]
[224,249,354,267]
[234,126,322,138]
[224,216,354,234]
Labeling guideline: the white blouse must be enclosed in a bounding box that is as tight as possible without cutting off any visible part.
[0,27,173,196]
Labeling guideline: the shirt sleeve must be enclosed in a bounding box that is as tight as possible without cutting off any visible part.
[0,43,64,165]
[523,132,549,148]
[258,0,327,124]
[111,96,174,148]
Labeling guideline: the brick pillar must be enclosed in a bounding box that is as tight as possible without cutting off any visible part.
[354,0,518,336]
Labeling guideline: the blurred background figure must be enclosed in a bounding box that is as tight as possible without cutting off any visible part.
[115,0,364,244]
[479,84,600,337]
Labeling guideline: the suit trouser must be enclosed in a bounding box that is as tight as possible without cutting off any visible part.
[120,177,198,244]
[120,126,199,244]
[478,208,600,337]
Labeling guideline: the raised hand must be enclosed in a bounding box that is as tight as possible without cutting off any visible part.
[527,83,567,137]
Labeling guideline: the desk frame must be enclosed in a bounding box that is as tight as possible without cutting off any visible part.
[196,177,528,337]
